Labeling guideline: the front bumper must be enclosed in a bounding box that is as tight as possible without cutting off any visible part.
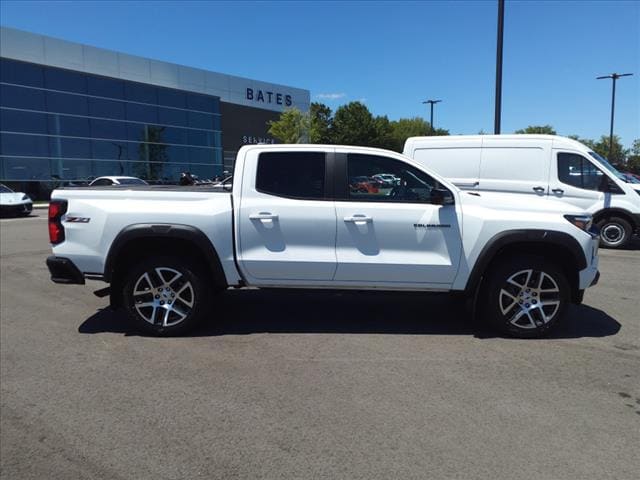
[46,256,85,285]
[0,202,33,216]
[578,229,600,290]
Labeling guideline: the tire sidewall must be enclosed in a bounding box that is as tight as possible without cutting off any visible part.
[122,256,207,336]
[597,217,631,249]
[483,255,570,338]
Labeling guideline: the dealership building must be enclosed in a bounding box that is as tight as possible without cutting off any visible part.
[0,26,310,199]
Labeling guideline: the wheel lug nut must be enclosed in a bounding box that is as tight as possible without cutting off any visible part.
[155,295,160,299]
[525,303,530,308]
[519,300,523,304]
[532,300,537,304]
[160,301,165,305]
[171,293,175,298]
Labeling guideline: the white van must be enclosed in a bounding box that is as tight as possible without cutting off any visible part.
[403,134,640,248]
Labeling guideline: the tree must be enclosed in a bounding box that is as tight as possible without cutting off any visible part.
[267,108,309,143]
[309,102,333,144]
[567,135,596,150]
[627,139,640,174]
[330,102,378,146]
[591,135,628,164]
[387,117,429,152]
[372,115,395,150]
[515,125,556,135]
[135,125,168,180]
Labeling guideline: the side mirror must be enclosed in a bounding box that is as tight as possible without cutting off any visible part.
[431,188,454,206]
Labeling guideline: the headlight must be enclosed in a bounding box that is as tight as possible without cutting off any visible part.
[564,214,593,232]
[21,194,30,201]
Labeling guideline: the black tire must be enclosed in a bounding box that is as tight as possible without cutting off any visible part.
[122,255,209,336]
[597,216,632,249]
[482,254,570,338]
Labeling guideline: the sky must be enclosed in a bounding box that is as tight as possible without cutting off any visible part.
[1,0,638,148]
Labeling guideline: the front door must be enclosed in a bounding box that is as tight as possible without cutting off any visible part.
[550,150,613,210]
[333,152,462,287]
[237,149,337,284]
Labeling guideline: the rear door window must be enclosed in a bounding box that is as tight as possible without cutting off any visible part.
[256,152,326,199]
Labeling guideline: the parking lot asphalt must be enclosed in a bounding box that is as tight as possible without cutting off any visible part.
[1,213,639,480]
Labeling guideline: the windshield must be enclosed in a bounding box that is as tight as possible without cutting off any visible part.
[117,178,148,185]
[588,151,627,182]
[0,184,12,193]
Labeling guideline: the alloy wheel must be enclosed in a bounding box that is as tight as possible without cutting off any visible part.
[132,267,195,327]
[498,269,561,330]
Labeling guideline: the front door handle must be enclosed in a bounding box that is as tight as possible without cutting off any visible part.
[249,212,279,222]
[344,214,372,225]
[533,186,545,193]
[552,188,564,194]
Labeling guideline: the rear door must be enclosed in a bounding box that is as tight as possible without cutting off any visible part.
[236,148,337,284]
[333,151,462,287]
[479,138,552,196]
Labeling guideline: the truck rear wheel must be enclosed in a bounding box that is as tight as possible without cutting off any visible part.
[483,255,570,338]
[122,256,208,336]
[597,216,632,249]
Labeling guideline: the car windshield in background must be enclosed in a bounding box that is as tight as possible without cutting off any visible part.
[117,178,148,185]
[623,173,640,184]
[588,151,627,182]
[0,184,12,193]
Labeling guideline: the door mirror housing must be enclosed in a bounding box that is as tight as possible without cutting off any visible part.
[430,188,454,206]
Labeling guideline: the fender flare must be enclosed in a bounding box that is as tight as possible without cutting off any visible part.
[104,223,227,287]
[592,207,639,230]
[463,229,587,296]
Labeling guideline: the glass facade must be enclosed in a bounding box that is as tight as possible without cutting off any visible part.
[0,58,223,198]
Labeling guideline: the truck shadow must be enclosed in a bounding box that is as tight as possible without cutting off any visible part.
[78,289,621,339]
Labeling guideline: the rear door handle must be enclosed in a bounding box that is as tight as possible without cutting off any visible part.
[249,212,279,222]
[344,214,372,225]
[533,186,545,193]
[552,188,564,194]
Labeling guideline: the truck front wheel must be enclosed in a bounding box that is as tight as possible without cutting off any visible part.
[482,255,570,338]
[597,216,632,249]
[122,256,208,336]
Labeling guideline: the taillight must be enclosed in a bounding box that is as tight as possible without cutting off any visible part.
[48,200,68,244]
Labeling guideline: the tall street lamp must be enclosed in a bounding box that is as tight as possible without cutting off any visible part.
[596,72,633,160]
[494,0,505,134]
[422,99,442,134]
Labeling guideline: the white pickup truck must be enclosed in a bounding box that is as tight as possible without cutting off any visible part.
[46,144,600,338]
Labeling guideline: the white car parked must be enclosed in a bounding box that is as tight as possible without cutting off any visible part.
[0,183,33,217]
[89,176,148,187]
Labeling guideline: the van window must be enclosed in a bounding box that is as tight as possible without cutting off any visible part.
[557,153,624,193]
[256,152,325,199]
[558,153,604,190]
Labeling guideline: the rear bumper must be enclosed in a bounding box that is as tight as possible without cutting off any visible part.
[46,256,85,285]
[0,202,32,216]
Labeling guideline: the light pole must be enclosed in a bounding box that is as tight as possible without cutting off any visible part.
[494,0,505,134]
[596,73,633,160]
[422,99,442,134]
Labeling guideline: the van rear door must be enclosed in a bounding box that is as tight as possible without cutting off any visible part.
[479,138,552,196]
[406,138,481,190]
